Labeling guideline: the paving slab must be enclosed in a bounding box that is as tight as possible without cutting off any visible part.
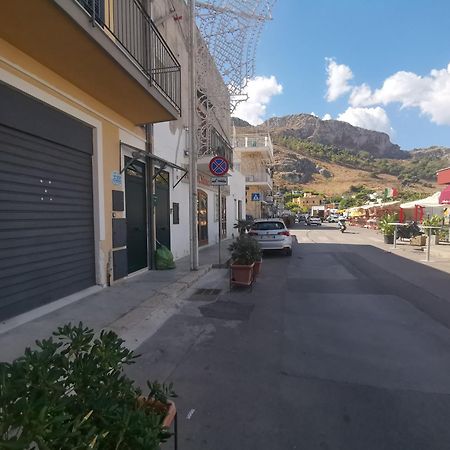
[0,240,230,362]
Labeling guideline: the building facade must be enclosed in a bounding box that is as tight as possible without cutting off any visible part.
[0,0,247,320]
[233,132,274,219]
[293,193,324,211]
[0,0,182,320]
[152,0,246,256]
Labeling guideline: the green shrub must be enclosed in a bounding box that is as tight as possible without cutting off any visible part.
[423,215,443,235]
[229,235,262,264]
[378,212,399,236]
[0,323,176,449]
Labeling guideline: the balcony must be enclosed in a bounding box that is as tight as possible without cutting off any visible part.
[245,172,273,189]
[0,0,181,124]
[197,126,233,172]
[233,135,274,161]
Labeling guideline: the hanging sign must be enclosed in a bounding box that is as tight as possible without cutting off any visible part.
[209,156,229,176]
[211,176,228,186]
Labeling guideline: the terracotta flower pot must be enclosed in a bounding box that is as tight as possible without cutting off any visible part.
[137,397,176,428]
[230,262,255,286]
[253,260,262,277]
[162,401,177,428]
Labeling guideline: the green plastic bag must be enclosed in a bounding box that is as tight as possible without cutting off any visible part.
[155,245,175,270]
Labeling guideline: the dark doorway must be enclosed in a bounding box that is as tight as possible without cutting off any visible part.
[125,157,147,273]
[198,189,208,246]
[155,169,171,249]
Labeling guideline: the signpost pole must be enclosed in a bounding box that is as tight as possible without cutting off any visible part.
[218,186,221,265]
[208,156,229,267]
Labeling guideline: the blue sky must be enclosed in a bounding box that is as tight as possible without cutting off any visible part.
[234,0,450,150]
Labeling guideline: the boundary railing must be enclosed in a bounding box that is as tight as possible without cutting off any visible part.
[76,0,181,113]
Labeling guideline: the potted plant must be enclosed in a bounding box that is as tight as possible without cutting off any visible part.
[423,215,443,244]
[233,219,254,236]
[379,212,398,244]
[0,323,177,449]
[228,235,261,286]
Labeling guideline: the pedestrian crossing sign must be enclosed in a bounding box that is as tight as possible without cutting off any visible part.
[251,192,261,201]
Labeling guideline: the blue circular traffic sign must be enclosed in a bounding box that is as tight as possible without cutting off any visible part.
[209,156,229,176]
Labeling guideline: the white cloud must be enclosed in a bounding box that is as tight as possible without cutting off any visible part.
[310,112,318,117]
[325,58,354,102]
[349,63,450,125]
[232,75,283,125]
[349,83,373,107]
[322,113,332,120]
[337,106,393,135]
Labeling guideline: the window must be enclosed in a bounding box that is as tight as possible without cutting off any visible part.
[238,200,243,220]
[251,221,285,231]
[173,202,179,224]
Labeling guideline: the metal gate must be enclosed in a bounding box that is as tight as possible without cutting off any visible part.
[0,83,95,320]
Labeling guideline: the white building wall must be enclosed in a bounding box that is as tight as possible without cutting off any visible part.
[151,0,191,261]
[226,169,246,239]
[151,0,246,259]
[153,122,190,260]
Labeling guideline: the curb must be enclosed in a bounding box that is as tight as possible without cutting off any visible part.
[108,264,212,350]
[382,243,450,261]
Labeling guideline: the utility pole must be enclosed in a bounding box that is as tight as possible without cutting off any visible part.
[189,0,199,270]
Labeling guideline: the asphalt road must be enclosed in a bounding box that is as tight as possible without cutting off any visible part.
[127,224,450,450]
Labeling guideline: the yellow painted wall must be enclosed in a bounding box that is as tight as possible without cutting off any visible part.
[246,185,266,218]
[0,38,148,285]
[293,195,323,209]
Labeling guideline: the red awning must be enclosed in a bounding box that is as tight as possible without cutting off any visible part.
[439,185,450,204]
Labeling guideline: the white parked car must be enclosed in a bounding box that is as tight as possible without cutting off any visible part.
[307,217,322,226]
[248,219,293,256]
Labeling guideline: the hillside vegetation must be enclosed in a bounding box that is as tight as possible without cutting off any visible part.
[274,134,448,186]
[271,144,429,196]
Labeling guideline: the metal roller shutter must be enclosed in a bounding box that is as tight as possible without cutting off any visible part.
[0,84,95,320]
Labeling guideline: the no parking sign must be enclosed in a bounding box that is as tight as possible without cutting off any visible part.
[209,156,229,176]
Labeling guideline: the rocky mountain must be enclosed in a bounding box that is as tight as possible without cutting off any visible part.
[233,114,449,195]
[258,114,407,159]
[231,117,252,128]
[410,146,450,160]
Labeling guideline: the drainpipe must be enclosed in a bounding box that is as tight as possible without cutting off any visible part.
[189,0,199,270]
[145,123,156,269]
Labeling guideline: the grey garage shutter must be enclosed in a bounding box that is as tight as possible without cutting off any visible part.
[0,83,95,320]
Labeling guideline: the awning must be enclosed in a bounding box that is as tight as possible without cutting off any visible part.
[120,142,188,188]
[439,186,450,204]
[375,200,401,208]
[400,192,443,209]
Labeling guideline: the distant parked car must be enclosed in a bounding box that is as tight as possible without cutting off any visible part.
[248,219,293,256]
[307,217,322,226]
[327,215,339,223]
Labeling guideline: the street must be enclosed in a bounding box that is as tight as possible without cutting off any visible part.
[126,224,450,450]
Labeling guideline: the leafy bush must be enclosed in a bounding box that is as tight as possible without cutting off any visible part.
[0,323,176,449]
[233,219,254,236]
[229,235,262,265]
[423,215,443,235]
[378,212,399,236]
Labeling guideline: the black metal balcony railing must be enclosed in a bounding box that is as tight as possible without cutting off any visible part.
[77,0,181,113]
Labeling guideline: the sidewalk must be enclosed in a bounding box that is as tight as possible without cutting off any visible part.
[0,240,231,362]
[349,226,450,268]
